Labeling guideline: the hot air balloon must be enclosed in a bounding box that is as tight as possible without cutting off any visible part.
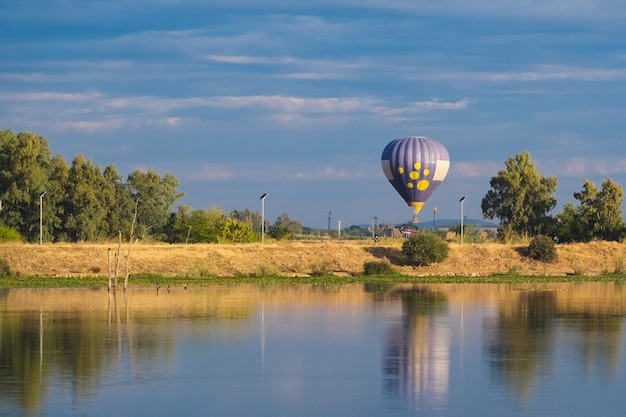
[381,136,450,222]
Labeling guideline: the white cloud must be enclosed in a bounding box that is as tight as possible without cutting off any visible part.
[1,90,468,133]
[2,91,102,102]
[204,95,467,117]
[422,65,626,84]
[293,165,366,180]
[554,157,626,177]
[188,164,236,180]
[206,55,296,65]
[55,120,120,134]
[183,161,373,182]
[452,161,502,178]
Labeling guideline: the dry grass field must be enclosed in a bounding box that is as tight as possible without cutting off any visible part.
[3,239,626,279]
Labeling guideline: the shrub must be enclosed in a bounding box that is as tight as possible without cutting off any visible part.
[615,256,624,274]
[310,260,334,276]
[0,225,21,242]
[218,218,258,243]
[528,235,557,263]
[402,232,450,266]
[0,257,11,277]
[363,260,396,276]
[249,264,280,277]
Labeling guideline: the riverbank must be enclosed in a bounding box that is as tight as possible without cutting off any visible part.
[2,240,626,283]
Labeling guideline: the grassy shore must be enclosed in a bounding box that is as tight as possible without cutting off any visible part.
[2,240,626,288]
[3,271,626,289]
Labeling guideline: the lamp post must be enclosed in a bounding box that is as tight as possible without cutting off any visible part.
[259,193,267,244]
[373,216,378,238]
[328,211,332,234]
[459,196,466,246]
[39,191,46,246]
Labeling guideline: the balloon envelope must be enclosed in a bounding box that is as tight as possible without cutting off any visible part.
[381,136,450,215]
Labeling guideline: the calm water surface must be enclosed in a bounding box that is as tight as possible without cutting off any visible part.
[1,282,626,417]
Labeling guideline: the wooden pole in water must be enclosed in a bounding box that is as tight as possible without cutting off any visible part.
[107,248,111,290]
[124,199,138,290]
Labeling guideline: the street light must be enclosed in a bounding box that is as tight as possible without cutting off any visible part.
[459,196,466,246]
[373,216,378,238]
[39,191,46,246]
[260,193,267,244]
[328,211,332,234]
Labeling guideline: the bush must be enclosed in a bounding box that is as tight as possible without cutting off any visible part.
[0,257,11,278]
[402,232,450,266]
[310,260,335,276]
[363,260,396,276]
[528,235,557,262]
[0,225,21,242]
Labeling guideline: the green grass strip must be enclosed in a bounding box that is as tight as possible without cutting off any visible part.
[2,272,626,288]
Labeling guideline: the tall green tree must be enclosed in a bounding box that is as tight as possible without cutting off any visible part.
[103,165,134,238]
[44,154,70,242]
[556,179,625,242]
[127,170,184,239]
[595,179,625,240]
[63,155,109,241]
[0,130,51,241]
[481,152,558,241]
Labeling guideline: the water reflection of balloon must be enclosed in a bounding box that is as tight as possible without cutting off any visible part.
[381,136,450,221]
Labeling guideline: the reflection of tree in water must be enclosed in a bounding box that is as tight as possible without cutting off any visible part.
[0,291,176,416]
[0,309,48,415]
[383,286,449,410]
[484,290,557,400]
[557,293,625,380]
[568,315,623,379]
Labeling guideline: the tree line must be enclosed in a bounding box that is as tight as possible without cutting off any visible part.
[0,130,187,242]
[2,130,624,244]
[481,151,625,242]
[0,129,312,243]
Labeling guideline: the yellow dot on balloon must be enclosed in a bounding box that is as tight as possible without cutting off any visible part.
[407,182,414,188]
[398,166,404,174]
[424,169,430,176]
[414,162,421,170]
[409,171,419,180]
[417,180,429,190]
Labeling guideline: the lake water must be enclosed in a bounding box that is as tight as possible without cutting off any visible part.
[1,282,626,417]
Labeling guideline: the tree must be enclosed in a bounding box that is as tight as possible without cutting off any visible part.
[595,179,625,240]
[342,225,372,239]
[267,213,303,240]
[167,206,225,243]
[103,165,134,238]
[0,130,51,241]
[127,170,184,239]
[63,155,109,241]
[481,152,558,241]
[229,208,262,234]
[556,179,625,242]
[45,155,70,242]
[0,129,188,243]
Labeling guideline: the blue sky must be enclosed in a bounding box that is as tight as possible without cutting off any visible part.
[2,1,626,228]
